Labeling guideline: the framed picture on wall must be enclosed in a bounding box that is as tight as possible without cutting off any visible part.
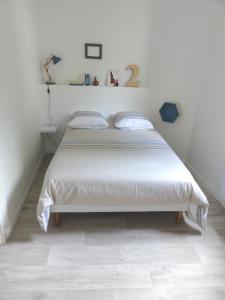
[85,43,102,59]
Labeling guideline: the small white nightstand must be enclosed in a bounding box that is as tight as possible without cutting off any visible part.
[40,125,58,134]
[40,125,58,152]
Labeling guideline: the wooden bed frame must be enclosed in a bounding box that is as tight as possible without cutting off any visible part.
[53,211,184,227]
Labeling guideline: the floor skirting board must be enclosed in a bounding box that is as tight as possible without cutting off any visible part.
[6,153,44,241]
[0,184,9,244]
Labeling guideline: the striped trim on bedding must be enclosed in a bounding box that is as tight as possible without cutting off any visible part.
[59,138,169,150]
[183,202,208,233]
[196,205,205,229]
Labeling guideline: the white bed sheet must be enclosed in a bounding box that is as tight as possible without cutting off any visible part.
[37,128,208,232]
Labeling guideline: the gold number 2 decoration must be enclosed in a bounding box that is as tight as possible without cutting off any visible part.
[125,64,140,88]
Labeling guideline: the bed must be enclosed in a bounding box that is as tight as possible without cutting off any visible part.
[37,127,208,233]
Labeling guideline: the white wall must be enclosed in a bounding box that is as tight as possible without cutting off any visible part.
[30,0,153,87]
[30,0,218,162]
[0,0,43,241]
[188,0,225,206]
[148,0,215,160]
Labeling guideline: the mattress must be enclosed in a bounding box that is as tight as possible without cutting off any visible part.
[37,128,208,232]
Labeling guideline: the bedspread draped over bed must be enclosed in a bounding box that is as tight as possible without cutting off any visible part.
[37,128,208,233]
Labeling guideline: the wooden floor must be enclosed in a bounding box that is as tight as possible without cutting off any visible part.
[1,155,225,299]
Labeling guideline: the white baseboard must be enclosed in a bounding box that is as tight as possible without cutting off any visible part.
[6,153,44,240]
[186,162,225,208]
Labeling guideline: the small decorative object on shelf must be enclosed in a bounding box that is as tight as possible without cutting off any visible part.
[93,76,99,86]
[125,64,140,88]
[69,82,84,86]
[69,75,84,86]
[107,70,119,87]
[159,102,180,123]
[42,54,62,85]
[85,74,91,86]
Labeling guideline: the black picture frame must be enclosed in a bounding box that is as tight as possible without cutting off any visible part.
[85,43,102,59]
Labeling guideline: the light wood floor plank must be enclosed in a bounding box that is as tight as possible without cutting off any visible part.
[0,265,152,290]
[47,245,201,266]
[0,290,116,300]
[0,246,50,267]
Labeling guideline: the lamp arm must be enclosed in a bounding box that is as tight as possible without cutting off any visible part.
[43,63,52,82]
[43,56,54,81]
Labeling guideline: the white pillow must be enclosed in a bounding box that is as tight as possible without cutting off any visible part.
[113,111,145,121]
[113,111,154,130]
[71,111,104,119]
[68,115,109,129]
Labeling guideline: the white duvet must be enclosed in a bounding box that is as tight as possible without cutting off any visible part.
[37,128,208,232]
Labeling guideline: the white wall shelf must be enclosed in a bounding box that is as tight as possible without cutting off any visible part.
[41,84,149,90]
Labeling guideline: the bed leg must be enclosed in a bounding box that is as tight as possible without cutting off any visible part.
[53,213,61,227]
[175,211,183,225]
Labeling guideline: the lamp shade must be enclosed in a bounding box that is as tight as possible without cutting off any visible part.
[52,55,62,65]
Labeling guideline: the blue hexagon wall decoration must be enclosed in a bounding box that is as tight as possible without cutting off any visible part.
[159,102,180,123]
